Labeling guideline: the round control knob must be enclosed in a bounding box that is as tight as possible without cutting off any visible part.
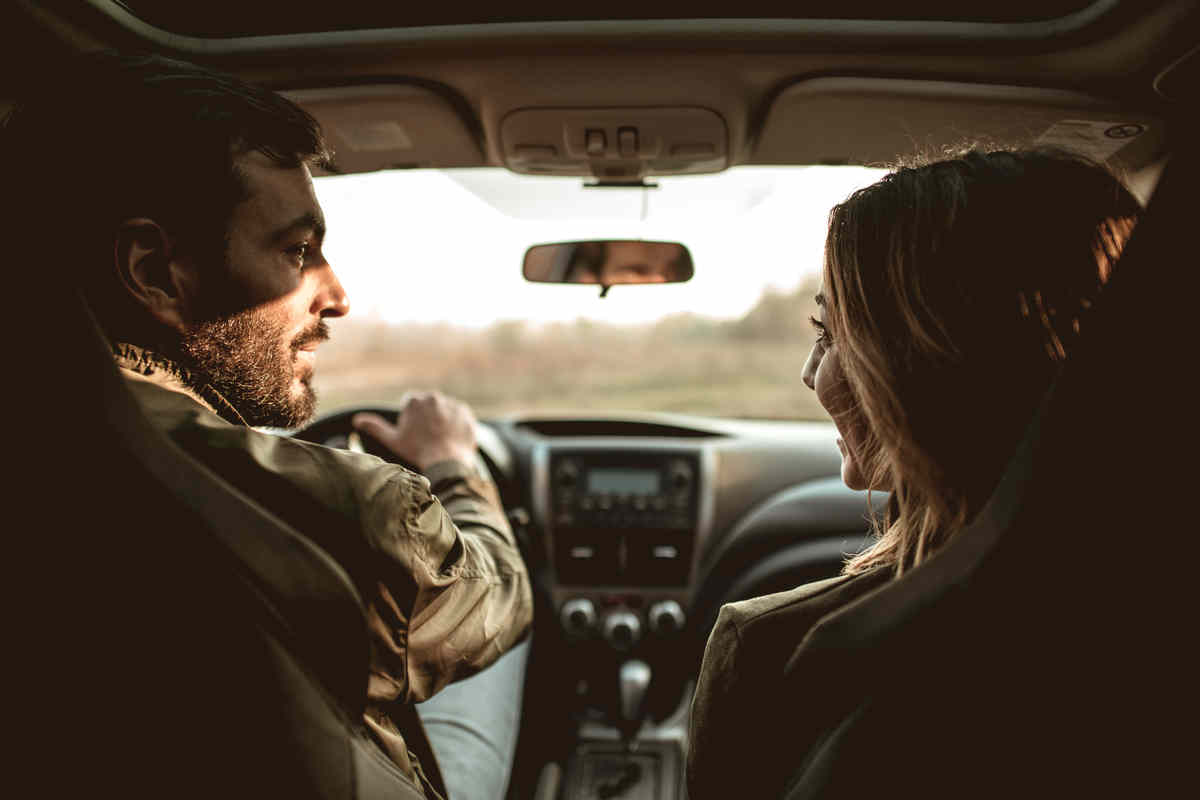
[602,609,642,651]
[648,600,686,636]
[560,598,597,636]
[556,461,580,489]
[668,460,694,492]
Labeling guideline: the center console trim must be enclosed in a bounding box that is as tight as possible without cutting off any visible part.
[531,438,717,604]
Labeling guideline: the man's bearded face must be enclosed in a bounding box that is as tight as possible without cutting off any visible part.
[172,153,346,429]
[179,306,327,428]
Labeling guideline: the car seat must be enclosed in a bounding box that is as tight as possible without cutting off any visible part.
[18,292,442,798]
[776,127,1195,798]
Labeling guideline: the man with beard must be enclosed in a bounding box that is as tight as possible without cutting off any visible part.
[5,53,531,800]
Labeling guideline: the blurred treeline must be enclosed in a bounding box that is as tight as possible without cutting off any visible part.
[312,275,829,421]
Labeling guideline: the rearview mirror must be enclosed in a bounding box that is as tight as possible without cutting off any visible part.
[523,240,694,288]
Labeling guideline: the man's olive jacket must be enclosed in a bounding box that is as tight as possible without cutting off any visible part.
[114,343,532,792]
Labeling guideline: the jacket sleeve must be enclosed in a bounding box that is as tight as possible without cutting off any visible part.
[146,396,532,708]
[358,457,533,705]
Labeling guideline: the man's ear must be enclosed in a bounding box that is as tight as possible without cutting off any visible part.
[113,218,199,332]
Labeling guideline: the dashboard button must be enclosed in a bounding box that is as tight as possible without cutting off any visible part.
[652,545,678,560]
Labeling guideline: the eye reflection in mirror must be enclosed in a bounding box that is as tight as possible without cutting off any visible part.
[523,240,694,296]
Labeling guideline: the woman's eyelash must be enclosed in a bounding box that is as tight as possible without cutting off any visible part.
[809,315,832,344]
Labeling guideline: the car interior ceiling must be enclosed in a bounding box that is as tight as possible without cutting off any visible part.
[4,2,1196,173]
[8,1,1196,798]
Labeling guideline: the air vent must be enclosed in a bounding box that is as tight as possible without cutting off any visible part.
[514,419,725,438]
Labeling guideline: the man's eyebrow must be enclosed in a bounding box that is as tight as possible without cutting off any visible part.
[269,211,326,245]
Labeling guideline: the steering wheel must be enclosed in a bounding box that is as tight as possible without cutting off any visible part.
[291,406,507,493]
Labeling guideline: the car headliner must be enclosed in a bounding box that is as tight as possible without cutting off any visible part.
[3,1,1194,187]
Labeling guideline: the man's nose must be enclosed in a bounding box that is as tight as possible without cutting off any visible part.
[311,263,350,318]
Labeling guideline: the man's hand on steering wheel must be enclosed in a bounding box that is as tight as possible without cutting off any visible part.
[352,391,478,472]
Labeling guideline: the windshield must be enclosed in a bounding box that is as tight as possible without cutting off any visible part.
[311,165,886,421]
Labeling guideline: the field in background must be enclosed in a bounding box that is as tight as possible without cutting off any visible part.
[312,278,829,421]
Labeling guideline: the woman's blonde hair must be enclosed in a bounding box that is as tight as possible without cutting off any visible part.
[825,149,1141,576]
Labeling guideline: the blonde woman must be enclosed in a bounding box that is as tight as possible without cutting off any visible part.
[686,150,1141,799]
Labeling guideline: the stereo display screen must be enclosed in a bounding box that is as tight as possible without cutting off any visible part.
[586,468,661,495]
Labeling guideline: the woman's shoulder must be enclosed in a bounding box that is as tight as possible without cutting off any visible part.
[716,568,892,649]
[721,574,853,623]
[689,568,894,798]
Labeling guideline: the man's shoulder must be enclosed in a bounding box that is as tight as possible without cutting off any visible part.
[123,370,430,512]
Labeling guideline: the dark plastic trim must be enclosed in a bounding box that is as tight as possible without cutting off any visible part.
[513,418,727,438]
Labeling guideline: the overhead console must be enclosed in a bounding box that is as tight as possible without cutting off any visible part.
[755,77,1165,170]
[501,106,729,182]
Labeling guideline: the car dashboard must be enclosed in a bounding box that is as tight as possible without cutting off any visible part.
[486,413,878,796]
[484,413,874,619]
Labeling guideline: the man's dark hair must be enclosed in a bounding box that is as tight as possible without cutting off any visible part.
[3,51,330,319]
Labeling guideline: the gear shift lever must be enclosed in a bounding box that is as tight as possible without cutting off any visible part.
[618,659,651,743]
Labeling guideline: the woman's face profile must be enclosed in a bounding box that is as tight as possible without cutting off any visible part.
[802,289,876,492]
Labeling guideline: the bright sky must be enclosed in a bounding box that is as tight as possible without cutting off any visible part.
[312,165,887,328]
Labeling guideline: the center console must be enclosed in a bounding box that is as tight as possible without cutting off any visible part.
[534,443,714,646]
[530,441,716,800]
[551,450,699,585]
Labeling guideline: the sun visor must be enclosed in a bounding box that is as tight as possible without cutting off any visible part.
[755,78,1164,170]
[282,85,483,175]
